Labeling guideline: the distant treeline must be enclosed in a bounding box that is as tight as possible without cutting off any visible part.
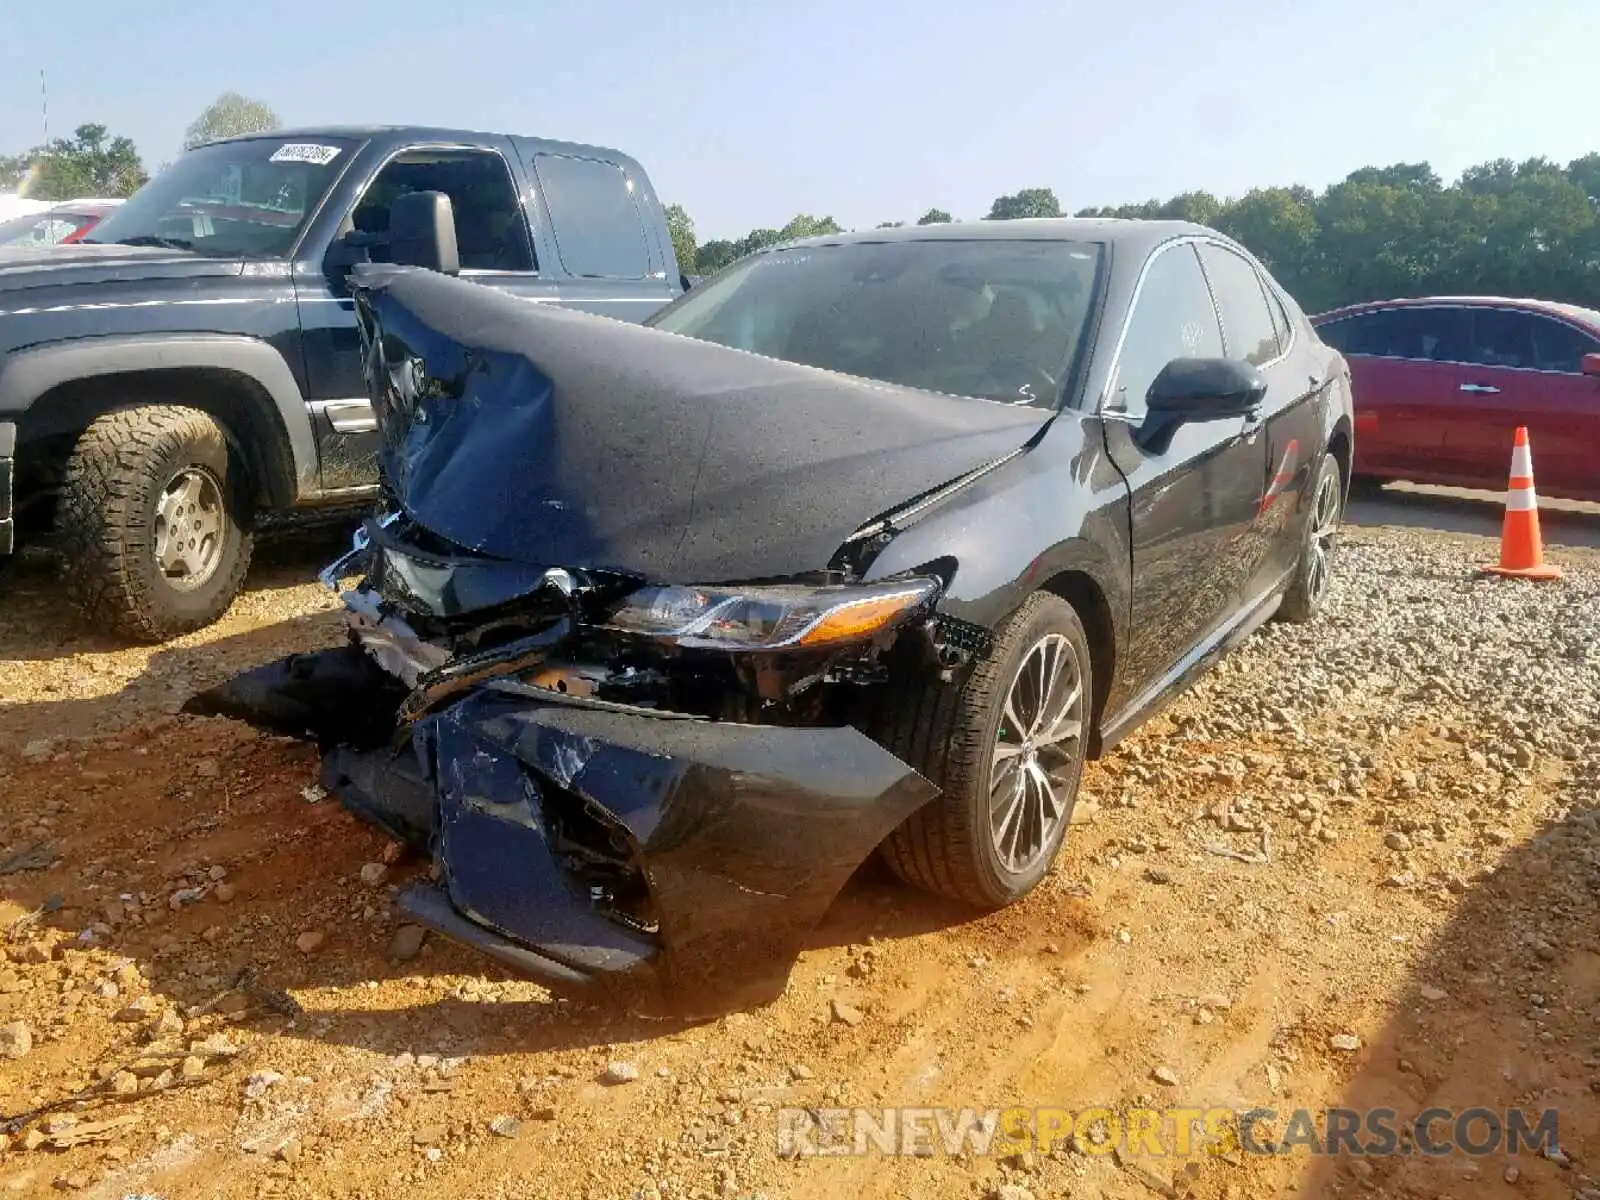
[668,154,1600,314]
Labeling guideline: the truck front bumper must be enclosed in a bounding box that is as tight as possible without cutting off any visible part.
[0,421,15,556]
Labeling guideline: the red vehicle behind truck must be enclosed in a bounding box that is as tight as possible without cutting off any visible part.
[1312,296,1600,502]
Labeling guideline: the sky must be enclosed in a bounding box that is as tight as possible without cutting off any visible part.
[1,0,1592,240]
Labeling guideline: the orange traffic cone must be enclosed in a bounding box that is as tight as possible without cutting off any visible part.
[1480,426,1562,581]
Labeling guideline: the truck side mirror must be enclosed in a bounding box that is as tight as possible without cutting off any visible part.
[388,191,460,277]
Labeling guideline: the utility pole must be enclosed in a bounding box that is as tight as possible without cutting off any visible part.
[41,69,49,145]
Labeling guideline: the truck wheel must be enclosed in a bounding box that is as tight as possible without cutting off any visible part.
[59,406,254,642]
[876,592,1092,908]
[1276,451,1342,625]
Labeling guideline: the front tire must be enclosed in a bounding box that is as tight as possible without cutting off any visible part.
[1276,450,1342,624]
[58,405,254,642]
[878,592,1092,908]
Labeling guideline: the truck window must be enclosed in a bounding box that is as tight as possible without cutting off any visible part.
[531,154,653,279]
[352,149,535,272]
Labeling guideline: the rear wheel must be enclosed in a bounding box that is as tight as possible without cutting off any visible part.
[877,592,1092,908]
[58,405,254,642]
[1277,451,1342,624]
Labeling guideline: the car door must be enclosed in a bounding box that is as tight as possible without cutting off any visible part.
[1446,306,1600,495]
[294,141,555,491]
[1195,242,1320,600]
[1315,305,1467,483]
[1101,240,1269,702]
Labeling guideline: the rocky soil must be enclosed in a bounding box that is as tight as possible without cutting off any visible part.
[0,522,1596,1200]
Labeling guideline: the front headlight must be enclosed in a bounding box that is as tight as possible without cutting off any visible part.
[605,577,939,651]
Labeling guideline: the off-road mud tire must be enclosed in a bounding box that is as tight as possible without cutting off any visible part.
[58,405,253,642]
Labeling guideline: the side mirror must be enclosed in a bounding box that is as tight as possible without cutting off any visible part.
[1146,357,1267,421]
[388,191,459,276]
[1581,352,1600,377]
[325,230,378,271]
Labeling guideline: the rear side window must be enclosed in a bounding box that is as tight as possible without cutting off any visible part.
[1319,307,1468,362]
[1528,315,1600,373]
[1197,243,1281,365]
[1265,284,1293,352]
[1464,308,1599,373]
[1113,243,1224,415]
[532,154,653,279]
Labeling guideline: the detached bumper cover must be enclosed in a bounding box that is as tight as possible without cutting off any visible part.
[199,656,938,1013]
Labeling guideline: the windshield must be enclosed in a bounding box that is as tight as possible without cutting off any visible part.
[648,239,1104,406]
[85,136,356,258]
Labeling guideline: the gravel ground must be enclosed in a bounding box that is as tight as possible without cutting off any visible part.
[0,522,1596,1200]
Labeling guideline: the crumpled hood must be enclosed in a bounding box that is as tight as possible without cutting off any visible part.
[351,266,1048,584]
[0,243,244,296]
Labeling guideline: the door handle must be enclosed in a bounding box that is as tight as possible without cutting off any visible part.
[1459,383,1501,395]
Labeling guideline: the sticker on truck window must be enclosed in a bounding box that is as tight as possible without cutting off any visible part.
[268,143,342,166]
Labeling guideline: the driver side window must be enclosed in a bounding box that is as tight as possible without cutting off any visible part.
[1112,243,1223,416]
[351,148,536,272]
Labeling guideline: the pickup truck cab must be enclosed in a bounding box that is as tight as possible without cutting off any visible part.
[0,126,686,639]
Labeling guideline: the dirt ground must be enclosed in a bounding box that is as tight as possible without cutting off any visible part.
[0,520,1596,1200]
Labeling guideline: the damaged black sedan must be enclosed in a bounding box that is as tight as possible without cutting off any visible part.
[190,214,1353,1015]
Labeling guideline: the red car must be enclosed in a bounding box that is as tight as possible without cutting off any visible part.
[1312,296,1600,502]
[0,199,122,248]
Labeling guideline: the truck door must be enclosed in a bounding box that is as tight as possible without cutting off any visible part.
[293,141,554,491]
[513,146,680,323]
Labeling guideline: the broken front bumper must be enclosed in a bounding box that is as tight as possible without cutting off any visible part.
[197,657,936,1015]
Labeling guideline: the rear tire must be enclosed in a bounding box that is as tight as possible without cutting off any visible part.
[1276,451,1342,624]
[876,592,1092,908]
[58,405,254,642]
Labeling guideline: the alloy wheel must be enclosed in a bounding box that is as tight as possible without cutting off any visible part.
[989,632,1086,874]
[1306,468,1341,604]
[153,466,226,591]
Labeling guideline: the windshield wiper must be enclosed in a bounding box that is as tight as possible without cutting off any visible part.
[112,235,195,251]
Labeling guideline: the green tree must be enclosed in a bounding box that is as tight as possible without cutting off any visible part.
[0,152,32,190]
[779,214,843,240]
[916,208,953,225]
[680,147,1600,314]
[663,203,697,275]
[1212,186,1320,302]
[183,92,281,151]
[694,238,738,275]
[26,123,147,201]
[1343,163,1441,191]
[1158,190,1223,224]
[986,188,1061,220]
[1565,152,1600,204]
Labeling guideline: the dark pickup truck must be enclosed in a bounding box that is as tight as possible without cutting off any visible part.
[0,126,688,639]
